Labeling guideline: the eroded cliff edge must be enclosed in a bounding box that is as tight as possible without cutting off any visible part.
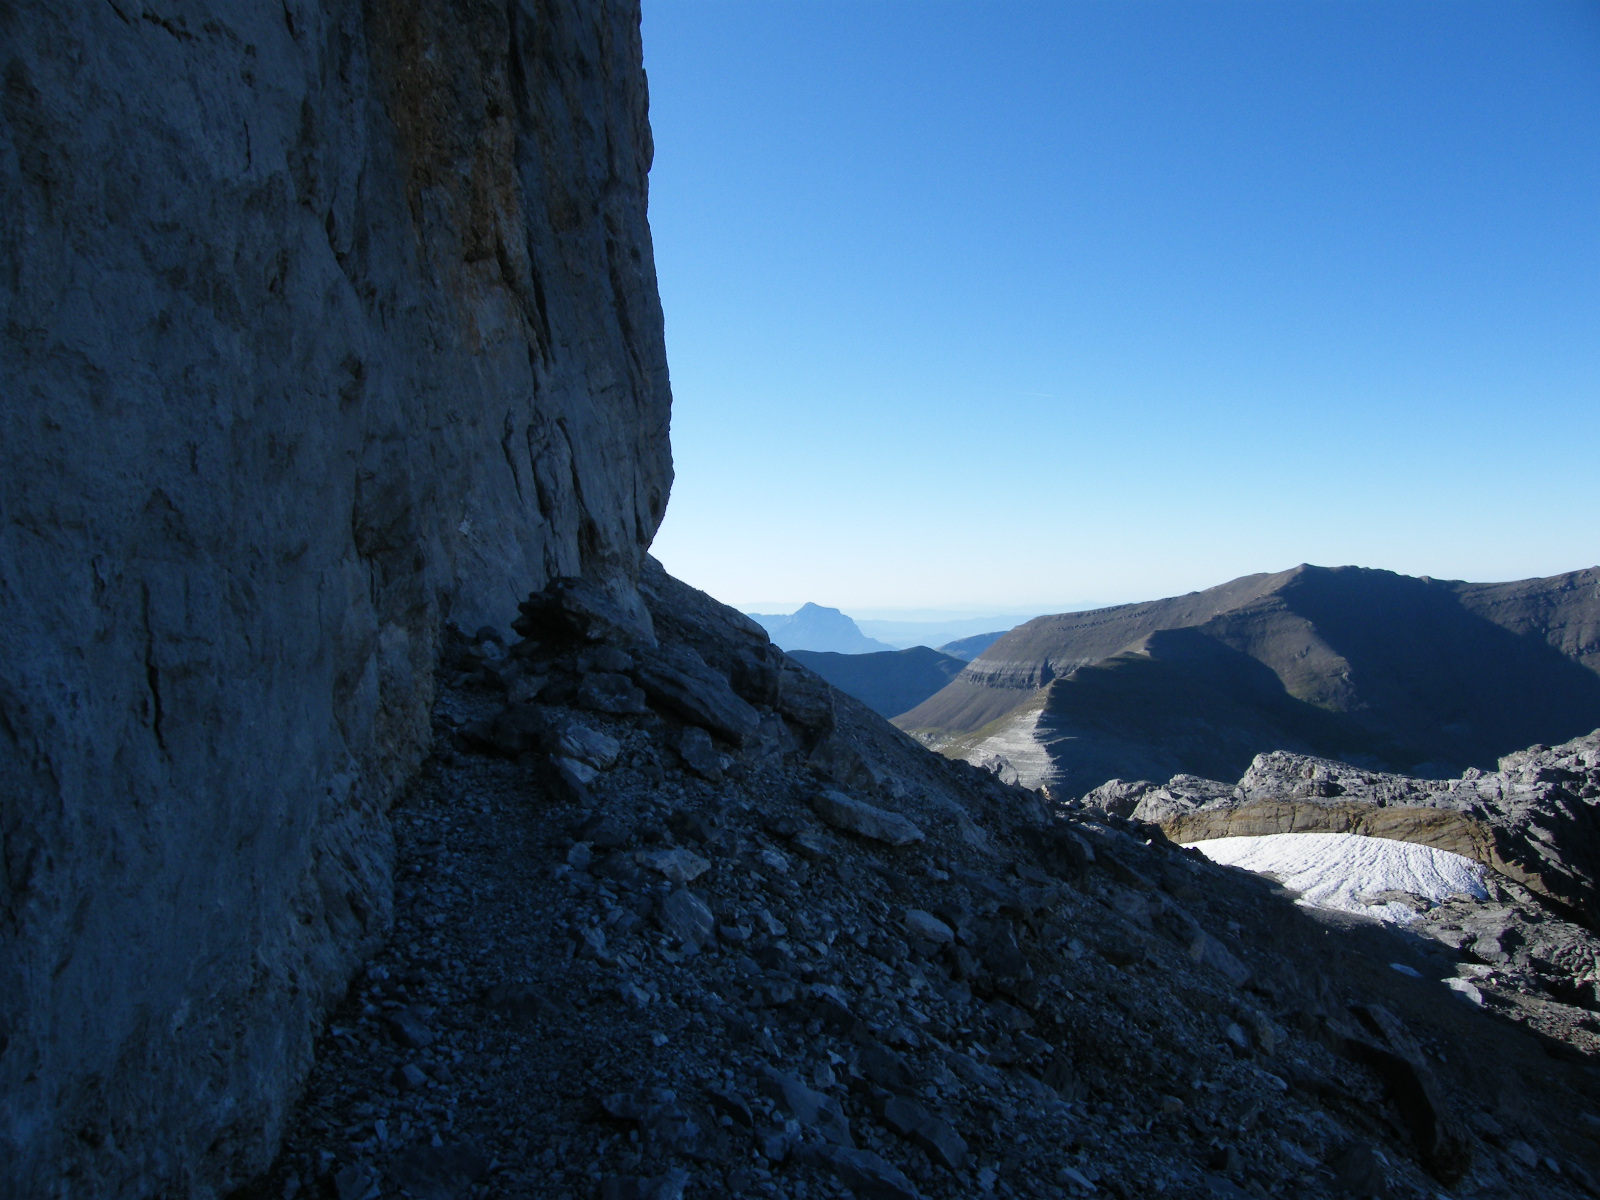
[0,2,669,1195]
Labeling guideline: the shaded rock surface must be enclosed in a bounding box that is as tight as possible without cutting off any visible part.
[790,647,968,720]
[897,564,1600,794]
[0,2,668,1196]
[249,565,1600,1200]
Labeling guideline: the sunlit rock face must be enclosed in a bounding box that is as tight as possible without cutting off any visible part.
[0,2,670,1195]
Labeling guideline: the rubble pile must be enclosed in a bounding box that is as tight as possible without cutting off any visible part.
[248,563,1600,1200]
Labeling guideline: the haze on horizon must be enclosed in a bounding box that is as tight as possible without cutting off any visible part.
[640,0,1600,614]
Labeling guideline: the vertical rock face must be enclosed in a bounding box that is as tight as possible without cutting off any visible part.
[0,2,670,1196]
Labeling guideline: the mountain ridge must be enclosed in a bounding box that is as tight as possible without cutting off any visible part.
[896,564,1600,794]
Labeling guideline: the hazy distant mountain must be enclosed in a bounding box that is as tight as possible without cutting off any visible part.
[788,646,967,718]
[937,630,1007,660]
[894,564,1600,796]
[747,603,896,654]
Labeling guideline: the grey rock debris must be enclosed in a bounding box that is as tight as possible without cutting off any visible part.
[244,566,1600,1200]
[812,790,928,847]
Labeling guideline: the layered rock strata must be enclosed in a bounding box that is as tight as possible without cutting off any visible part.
[0,2,669,1196]
[898,565,1600,792]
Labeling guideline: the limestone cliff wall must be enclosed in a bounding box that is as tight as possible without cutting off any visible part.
[0,2,670,1195]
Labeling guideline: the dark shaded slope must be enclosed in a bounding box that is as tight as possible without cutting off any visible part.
[938,630,1008,660]
[896,568,1300,735]
[789,645,966,718]
[896,564,1600,791]
[1454,566,1600,672]
[1028,628,1420,794]
[1269,567,1600,771]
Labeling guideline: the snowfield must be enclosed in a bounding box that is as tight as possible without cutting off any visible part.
[1185,831,1489,925]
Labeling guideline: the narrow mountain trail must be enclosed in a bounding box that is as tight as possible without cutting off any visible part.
[246,572,1600,1200]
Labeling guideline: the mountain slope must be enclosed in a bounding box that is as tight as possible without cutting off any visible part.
[789,645,967,717]
[896,565,1600,794]
[937,630,1008,660]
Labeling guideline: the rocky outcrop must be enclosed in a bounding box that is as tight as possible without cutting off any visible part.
[1096,732,1600,929]
[898,564,1600,792]
[248,565,1600,1199]
[0,3,669,1196]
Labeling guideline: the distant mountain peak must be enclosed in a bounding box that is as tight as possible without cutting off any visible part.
[747,602,896,655]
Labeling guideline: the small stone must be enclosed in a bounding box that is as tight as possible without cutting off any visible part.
[800,1143,922,1200]
[1222,1022,1251,1054]
[566,842,594,871]
[619,981,652,1008]
[637,847,711,884]
[882,1094,968,1169]
[1506,1139,1539,1168]
[760,1066,854,1146]
[759,848,791,874]
[811,790,925,846]
[758,1128,795,1163]
[857,1040,914,1090]
[1445,977,1484,1006]
[394,1062,429,1091]
[1328,1142,1388,1195]
[575,812,631,851]
[1207,1145,1242,1174]
[554,754,600,786]
[672,725,724,780]
[1188,932,1251,987]
[332,1164,379,1200]
[577,673,650,715]
[381,1007,436,1050]
[903,909,955,946]
[706,1084,755,1127]
[791,829,835,859]
[658,888,717,951]
[1057,1164,1096,1192]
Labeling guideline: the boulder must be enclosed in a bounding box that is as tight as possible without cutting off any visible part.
[634,645,761,745]
[811,791,925,847]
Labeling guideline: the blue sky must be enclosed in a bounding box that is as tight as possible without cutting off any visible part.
[640,0,1599,615]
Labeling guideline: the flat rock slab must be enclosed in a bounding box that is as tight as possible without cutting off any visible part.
[636,847,711,885]
[811,791,925,846]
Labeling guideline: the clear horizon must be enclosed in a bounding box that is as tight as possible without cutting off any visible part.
[641,1,1600,610]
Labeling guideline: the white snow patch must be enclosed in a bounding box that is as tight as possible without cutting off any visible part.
[1186,832,1489,925]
